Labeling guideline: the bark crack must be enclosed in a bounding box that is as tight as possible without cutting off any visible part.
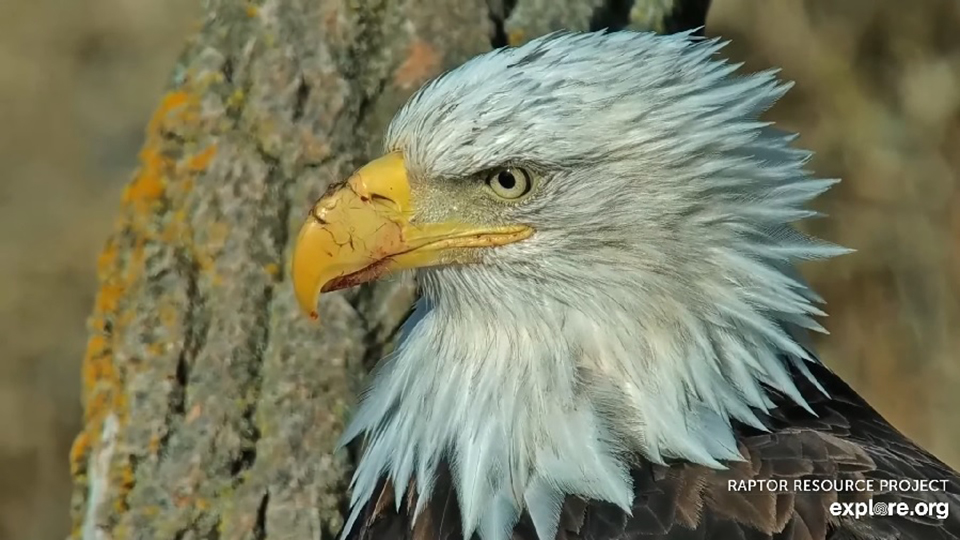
[156,253,207,464]
[254,491,269,540]
[229,155,287,486]
[488,0,518,48]
[589,0,634,32]
[661,0,712,34]
[292,76,310,123]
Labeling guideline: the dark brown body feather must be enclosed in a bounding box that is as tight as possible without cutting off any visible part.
[346,362,960,540]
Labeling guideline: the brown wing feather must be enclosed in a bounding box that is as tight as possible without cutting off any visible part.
[568,361,960,540]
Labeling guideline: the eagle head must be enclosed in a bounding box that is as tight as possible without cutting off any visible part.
[291,30,847,540]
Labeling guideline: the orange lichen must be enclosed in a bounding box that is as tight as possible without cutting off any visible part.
[82,335,113,391]
[150,91,201,133]
[394,39,441,89]
[96,240,119,279]
[148,434,161,455]
[71,85,213,536]
[80,283,128,435]
[120,90,201,216]
[123,147,168,211]
[69,431,91,476]
[508,29,526,46]
[112,460,136,513]
[185,144,218,172]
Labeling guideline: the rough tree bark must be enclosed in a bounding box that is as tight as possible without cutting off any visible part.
[69,1,711,538]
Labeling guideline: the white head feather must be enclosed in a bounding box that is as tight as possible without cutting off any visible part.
[337,30,849,540]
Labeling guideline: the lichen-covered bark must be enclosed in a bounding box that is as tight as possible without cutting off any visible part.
[70,1,709,538]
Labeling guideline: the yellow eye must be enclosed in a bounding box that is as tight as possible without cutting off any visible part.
[486,167,533,200]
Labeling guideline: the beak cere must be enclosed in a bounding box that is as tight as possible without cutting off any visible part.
[290,152,534,321]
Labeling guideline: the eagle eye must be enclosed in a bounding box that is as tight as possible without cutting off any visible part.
[486,167,533,200]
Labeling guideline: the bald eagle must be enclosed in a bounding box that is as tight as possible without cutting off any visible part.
[291,31,960,540]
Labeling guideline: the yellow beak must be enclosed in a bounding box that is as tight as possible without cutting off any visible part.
[291,152,533,320]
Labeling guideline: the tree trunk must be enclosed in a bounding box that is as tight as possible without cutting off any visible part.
[69,1,710,538]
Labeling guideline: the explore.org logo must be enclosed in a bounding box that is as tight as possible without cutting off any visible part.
[830,500,950,520]
[726,478,952,521]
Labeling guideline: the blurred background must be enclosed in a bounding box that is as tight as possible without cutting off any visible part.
[0,0,957,538]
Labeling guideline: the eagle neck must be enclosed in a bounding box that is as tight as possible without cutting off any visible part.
[338,278,825,540]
